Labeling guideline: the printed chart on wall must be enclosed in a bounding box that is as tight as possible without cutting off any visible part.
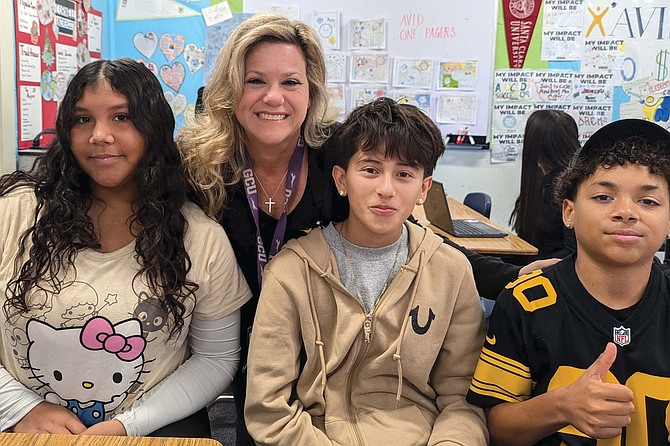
[491,0,670,163]
[14,0,102,149]
[243,0,497,138]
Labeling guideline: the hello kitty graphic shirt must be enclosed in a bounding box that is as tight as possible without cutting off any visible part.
[0,187,251,427]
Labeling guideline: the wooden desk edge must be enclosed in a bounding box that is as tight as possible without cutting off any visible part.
[0,432,223,446]
[426,224,538,255]
[413,198,538,256]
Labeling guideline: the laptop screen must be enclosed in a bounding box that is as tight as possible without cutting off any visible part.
[423,181,507,238]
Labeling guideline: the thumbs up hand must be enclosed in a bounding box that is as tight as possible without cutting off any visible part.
[561,343,634,439]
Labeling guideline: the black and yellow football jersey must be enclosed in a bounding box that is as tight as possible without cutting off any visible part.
[466,255,670,446]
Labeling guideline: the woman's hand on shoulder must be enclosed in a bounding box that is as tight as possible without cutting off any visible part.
[13,401,86,434]
[81,419,127,436]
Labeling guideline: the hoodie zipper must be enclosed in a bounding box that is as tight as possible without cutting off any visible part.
[345,325,370,446]
[344,280,397,445]
[363,315,373,343]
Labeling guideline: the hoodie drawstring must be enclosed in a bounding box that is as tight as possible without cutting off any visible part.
[392,249,426,408]
[304,258,328,398]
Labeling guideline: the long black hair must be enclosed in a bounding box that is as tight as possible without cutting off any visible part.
[2,59,197,337]
[509,110,580,247]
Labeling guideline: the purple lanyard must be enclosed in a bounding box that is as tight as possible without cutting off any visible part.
[242,138,305,287]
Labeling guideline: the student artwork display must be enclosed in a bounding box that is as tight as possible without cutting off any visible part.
[351,86,386,108]
[204,13,253,81]
[133,31,158,58]
[326,84,345,116]
[491,69,614,162]
[105,2,258,131]
[493,0,670,164]
[541,0,584,61]
[392,58,432,89]
[350,53,389,83]
[183,43,205,74]
[436,94,477,124]
[14,0,102,149]
[349,18,386,49]
[325,53,347,83]
[437,61,477,90]
[313,12,340,50]
[274,12,483,124]
[391,91,431,115]
[115,0,200,21]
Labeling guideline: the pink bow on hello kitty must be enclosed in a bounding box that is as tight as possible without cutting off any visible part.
[81,316,146,361]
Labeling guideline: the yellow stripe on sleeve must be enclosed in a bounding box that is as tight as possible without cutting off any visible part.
[469,347,532,403]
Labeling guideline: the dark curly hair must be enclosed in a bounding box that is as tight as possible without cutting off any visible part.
[555,136,670,203]
[1,59,197,338]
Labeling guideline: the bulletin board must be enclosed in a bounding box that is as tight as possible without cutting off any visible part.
[98,0,240,132]
[242,0,498,138]
[14,0,102,149]
[489,0,670,163]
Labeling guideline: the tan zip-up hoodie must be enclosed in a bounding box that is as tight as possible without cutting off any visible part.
[245,222,488,446]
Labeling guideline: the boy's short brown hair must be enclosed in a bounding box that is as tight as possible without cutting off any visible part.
[327,97,445,177]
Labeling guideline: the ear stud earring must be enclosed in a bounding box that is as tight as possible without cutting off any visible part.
[565,222,572,229]
[417,198,424,205]
[338,190,345,196]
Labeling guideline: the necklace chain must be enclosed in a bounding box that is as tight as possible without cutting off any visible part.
[337,226,404,343]
[255,169,288,213]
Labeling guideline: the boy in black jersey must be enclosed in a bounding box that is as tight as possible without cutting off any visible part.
[467,119,670,446]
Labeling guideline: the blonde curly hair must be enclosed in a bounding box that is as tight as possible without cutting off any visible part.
[177,12,338,217]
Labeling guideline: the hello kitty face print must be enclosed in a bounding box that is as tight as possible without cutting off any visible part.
[26,316,146,427]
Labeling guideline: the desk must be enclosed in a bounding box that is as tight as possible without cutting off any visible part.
[0,433,222,446]
[413,197,538,256]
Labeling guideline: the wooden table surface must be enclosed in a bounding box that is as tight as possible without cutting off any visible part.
[0,433,222,446]
[413,197,538,256]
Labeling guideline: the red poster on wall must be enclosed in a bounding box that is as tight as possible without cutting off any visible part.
[14,0,102,149]
[501,0,542,69]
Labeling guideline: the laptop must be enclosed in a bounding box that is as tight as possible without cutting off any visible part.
[424,181,507,238]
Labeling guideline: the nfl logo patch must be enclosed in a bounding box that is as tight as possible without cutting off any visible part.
[613,326,631,347]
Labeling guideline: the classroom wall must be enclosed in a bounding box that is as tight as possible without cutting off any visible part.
[0,5,17,174]
[1,1,550,230]
[8,2,670,230]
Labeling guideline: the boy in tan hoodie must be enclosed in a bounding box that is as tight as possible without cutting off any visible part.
[245,97,488,446]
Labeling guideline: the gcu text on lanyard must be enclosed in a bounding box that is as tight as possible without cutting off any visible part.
[242,138,305,287]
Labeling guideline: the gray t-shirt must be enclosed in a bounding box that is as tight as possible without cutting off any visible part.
[323,222,408,313]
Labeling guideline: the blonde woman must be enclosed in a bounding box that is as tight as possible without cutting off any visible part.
[178,12,558,445]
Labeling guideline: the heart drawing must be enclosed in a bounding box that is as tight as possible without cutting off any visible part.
[164,91,187,117]
[133,32,158,59]
[137,59,159,77]
[183,43,205,74]
[159,34,185,63]
[160,62,185,92]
